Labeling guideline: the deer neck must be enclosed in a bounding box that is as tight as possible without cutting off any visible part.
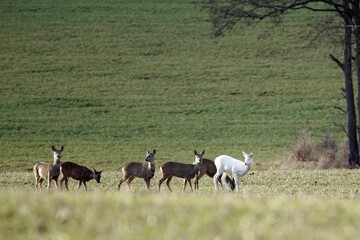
[244,161,252,169]
[242,163,251,174]
[193,162,201,172]
[90,170,96,179]
[147,161,155,170]
[147,161,155,178]
[53,157,61,166]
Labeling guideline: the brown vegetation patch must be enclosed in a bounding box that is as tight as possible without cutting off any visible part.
[281,129,348,170]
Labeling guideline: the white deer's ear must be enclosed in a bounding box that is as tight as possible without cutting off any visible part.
[242,151,247,157]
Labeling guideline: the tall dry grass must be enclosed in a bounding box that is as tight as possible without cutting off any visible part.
[282,129,348,169]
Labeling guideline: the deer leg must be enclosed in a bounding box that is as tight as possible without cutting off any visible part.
[188,179,194,192]
[145,178,150,190]
[221,173,232,191]
[83,181,87,191]
[165,176,173,192]
[35,177,40,190]
[60,177,64,191]
[195,171,205,191]
[39,178,44,189]
[34,176,38,190]
[37,178,44,191]
[233,174,240,192]
[64,178,70,191]
[127,176,135,190]
[213,172,221,191]
[46,168,52,191]
[118,175,130,191]
[182,179,188,191]
[158,176,168,191]
[77,181,82,191]
[220,174,234,191]
[47,177,51,191]
[54,178,59,191]
[218,174,225,190]
[226,175,235,191]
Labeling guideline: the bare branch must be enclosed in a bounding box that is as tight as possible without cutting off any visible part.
[329,54,344,70]
[334,122,349,137]
[334,105,347,113]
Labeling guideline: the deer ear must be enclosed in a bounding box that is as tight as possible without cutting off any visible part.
[194,150,197,155]
[152,149,156,154]
[201,150,205,155]
[52,145,56,151]
[242,151,247,157]
[61,145,64,151]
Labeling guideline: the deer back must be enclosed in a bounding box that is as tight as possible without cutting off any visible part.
[61,162,94,181]
[123,162,154,178]
[161,162,200,179]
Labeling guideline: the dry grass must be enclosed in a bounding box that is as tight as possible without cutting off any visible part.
[282,129,348,169]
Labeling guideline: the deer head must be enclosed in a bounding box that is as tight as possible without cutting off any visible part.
[243,151,253,166]
[52,145,64,164]
[194,150,205,164]
[93,169,102,183]
[145,149,156,163]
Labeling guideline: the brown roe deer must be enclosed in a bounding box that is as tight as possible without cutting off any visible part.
[158,150,204,192]
[118,149,156,191]
[60,162,102,191]
[194,158,235,191]
[33,145,63,191]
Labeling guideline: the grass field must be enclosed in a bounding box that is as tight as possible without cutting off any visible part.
[0,0,345,171]
[0,1,356,239]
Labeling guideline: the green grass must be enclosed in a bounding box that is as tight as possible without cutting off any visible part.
[0,0,345,171]
[1,169,360,239]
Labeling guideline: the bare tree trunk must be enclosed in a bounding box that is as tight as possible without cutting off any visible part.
[344,0,359,168]
[354,0,360,155]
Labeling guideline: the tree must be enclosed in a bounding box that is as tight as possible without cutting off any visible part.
[204,0,360,167]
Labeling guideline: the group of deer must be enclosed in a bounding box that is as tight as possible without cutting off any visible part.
[33,145,253,192]
[33,146,102,191]
[118,149,254,192]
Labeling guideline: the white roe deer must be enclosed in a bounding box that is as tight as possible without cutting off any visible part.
[118,149,156,191]
[60,162,102,191]
[158,150,204,192]
[213,151,253,192]
[33,145,64,191]
[194,158,235,191]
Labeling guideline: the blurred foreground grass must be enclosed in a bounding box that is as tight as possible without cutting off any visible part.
[1,170,360,239]
[1,190,360,240]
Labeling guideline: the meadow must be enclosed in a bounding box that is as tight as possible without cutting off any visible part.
[0,0,345,171]
[0,0,356,239]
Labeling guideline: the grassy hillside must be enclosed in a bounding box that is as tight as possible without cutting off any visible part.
[0,0,344,171]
